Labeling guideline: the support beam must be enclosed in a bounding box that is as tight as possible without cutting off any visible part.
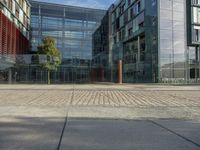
[8,68,12,84]
[118,59,122,84]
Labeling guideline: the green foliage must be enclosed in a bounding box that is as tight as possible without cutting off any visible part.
[37,36,61,71]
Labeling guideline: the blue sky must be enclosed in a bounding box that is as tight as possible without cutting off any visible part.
[38,0,116,9]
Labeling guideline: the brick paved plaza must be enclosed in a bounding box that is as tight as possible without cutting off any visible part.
[0,84,200,108]
[0,84,200,150]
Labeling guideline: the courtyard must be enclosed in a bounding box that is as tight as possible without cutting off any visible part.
[0,84,200,150]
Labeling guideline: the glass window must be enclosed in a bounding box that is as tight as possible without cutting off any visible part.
[193,26,200,42]
[193,0,200,5]
[193,7,200,24]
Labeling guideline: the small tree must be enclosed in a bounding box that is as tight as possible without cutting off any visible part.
[37,37,61,84]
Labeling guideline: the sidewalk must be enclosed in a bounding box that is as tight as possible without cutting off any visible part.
[60,118,200,150]
[0,116,200,150]
[0,84,199,150]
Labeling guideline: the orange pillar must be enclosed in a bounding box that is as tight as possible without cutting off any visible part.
[118,60,122,84]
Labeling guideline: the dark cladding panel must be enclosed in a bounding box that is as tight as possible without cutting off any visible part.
[186,0,192,46]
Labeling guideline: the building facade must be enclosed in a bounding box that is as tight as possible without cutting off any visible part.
[186,0,200,83]
[92,9,113,81]
[30,1,105,63]
[93,0,200,84]
[0,0,30,56]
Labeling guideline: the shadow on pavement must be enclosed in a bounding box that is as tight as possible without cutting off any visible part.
[0,117,200,150]
[0,117,64,150]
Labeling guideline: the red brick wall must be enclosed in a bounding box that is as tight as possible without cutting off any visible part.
[0,11,29,55]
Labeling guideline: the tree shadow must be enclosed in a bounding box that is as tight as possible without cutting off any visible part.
[0,117,200,150]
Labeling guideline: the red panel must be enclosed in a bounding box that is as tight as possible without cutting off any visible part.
[0,11,29,55]
[7,19,11,54]
[16,29,19,54]
[11,23,16,55]
[2,13,7,55]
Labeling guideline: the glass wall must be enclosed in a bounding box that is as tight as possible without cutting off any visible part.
[159,0,187,83]
[0,54,93,84]
[30,1,105,61]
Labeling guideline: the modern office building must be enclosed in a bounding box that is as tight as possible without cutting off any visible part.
[12,0,106,84]
[30,0,105,63]
[0,0,30,72]
[93,0,200,83]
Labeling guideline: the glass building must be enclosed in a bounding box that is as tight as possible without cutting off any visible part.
[92,0,200,84]
[30,0,105,62]
[93,0,158,83]
[92,9,113,82]
[5,0,106,84]
[0,0,106,84]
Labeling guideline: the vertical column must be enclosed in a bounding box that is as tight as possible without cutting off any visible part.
[118,59,122,84]
[0,12,2,55]
[196,46,200,81]
[136,36,140,82]
[62,8,65,58]
[137,36,140,63]
[186,48,190,83]
[38,5,42,40]
[199,46,200,80]
[195,47,198,81]
[8,68,12,84]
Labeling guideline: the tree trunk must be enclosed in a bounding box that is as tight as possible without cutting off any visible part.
[48,70,51,84]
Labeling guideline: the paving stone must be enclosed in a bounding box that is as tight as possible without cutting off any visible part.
[0,117,65,150]
[60,118,200,150]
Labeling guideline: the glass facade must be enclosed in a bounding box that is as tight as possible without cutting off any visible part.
[109,0,157,83]
[92,11,112,82]
[31,1,105,61]
[0,54,93,84]
[0,1,106,84]
[0,0,200,84]
[158,0,187,83]
[93,0,200,84]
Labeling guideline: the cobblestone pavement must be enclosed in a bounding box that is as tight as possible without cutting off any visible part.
[0,84,199,108]
[0,84,200,120]
[0,84,200,150]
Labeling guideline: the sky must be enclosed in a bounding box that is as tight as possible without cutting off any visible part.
[38,0,116,9]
